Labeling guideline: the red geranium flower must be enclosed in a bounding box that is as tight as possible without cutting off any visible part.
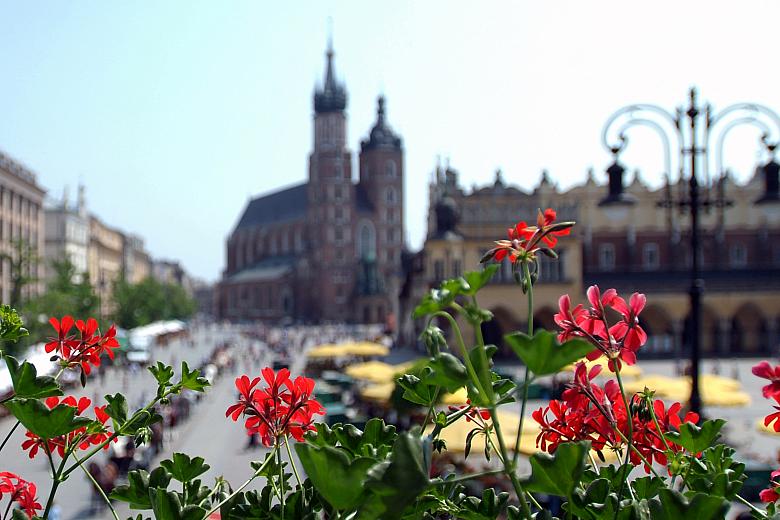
[481,208,575,265]
[753,361,780,400]
[760,469,780,503]
[554,285,647,372]
[226,368,325,447]
[44,315,120,376]
[0,472,42,518]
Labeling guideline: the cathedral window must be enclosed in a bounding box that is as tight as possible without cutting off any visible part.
[385,160,397,177]
[386,187,397,205]
[357,221,376,260]
[599,243,615,271]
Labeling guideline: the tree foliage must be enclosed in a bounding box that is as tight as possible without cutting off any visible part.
[112,276,196,329]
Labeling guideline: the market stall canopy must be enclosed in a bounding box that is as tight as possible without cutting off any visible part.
[359,382,396,402]
[308,342,390,359]
[344,360,416,384]
[622,374,750,406]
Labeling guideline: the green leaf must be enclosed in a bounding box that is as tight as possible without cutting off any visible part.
[665,419,726,454]
[648,489,729,520]
[522,441,589,497]
[505,331,594,376]
[4,398,92,439]
[424,353,469,392]
[110,467,172,510]
[295,443,375,510]
[632,476,665,499]
[465,345,496,407]
[149,362,174,384]
[178,362,210,393]
[359,433,431,520]
[104,392,128,425]
[4,355,62,399]
[150,487,207,520]
[0,305,28,343]
[398,374,436,406]
[462,265,499,295]
[159,453,210,483]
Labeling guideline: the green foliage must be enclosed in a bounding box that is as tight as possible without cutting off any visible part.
[178,362,210,393]
[683,444,746,499]
[358,433,431,520]
[20,258,98,352]
[295,443,376,509]
[522,441,590,498]
[1,238,40,310]
[159,453,210,483]
[112,467,173,509]
[113,276,196,329]
[648,489,729,520]
[3,354,62,399]
[4,398,93,438]
[665,419,726,454]
[413,267,497,319]
[504,331,595,376]
[0,304,28,344]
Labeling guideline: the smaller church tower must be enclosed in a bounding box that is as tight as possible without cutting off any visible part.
[356,95,404,325]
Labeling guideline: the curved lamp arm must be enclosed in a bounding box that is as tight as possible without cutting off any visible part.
[713,116,773,180]
[602,104,682,159]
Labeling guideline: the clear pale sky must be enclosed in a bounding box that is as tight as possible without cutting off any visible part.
[1,1,778,282]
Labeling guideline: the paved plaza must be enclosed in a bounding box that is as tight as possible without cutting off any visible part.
[1,324,779,519]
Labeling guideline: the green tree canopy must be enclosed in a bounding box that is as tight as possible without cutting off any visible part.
[112,276,196,330]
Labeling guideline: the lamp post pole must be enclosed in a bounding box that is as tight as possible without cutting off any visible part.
[600,87,780,416]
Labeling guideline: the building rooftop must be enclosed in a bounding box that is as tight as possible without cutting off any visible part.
[235,183,308,231]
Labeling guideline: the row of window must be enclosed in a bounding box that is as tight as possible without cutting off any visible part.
[431,250,568,284]
[596,242,751,271]
[0,187,40,221]
[363,160,398,178]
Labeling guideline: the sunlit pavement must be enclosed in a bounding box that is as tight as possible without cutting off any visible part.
[2,325,779,519]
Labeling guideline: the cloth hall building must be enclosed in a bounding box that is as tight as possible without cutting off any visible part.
[218,45,405,326]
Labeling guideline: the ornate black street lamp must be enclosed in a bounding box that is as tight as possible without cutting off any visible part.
[600,88,780,415]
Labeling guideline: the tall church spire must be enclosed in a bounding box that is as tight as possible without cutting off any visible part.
[314,37,347,113]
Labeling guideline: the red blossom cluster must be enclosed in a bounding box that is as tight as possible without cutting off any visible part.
[226,368,325,447]
[533,361,698,472]
[753,361,780,503]
[0,472,41,518]
[481,208,573,264]
[554,285,647,371]
[21,396,113,459]
[46,316,120,375]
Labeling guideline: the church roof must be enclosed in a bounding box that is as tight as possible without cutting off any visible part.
[224,256,296,284]
[235,183,307,231]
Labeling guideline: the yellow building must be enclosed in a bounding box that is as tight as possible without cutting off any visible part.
[411,162,780,358]
[88,216,124,318]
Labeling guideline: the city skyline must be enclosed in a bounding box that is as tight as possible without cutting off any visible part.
[1,1,779,281]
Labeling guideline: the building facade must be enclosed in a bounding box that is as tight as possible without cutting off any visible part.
[218,44,405,327]
[0,150,45,305]
[123,233,151,284]
[411,162,780,357]
[44,185,89,282]
[88,215,124,317]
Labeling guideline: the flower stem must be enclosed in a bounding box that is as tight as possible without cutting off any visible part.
[429,311,489,402]
[513,260,534,466]
[284,437,302,487]
[614,369,636,505]
[430,468,505,486]
[420,386,441,435]
[74,453,119,520]
[0,421,21,455]
[489,408,534,520]
[42,449,69,519]
[203,450,276,518]
[277,442,285,518]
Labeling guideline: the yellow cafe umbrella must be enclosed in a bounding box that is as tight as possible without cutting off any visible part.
[441,387,469,406]
[359,382,395,402]
[307,344,347,359]
[623,374,750,407]
[341,341,390,357]
[345,361,399,383]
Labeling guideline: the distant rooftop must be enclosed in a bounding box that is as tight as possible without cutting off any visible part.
[235,183,308,231]
[0,150,44,191]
